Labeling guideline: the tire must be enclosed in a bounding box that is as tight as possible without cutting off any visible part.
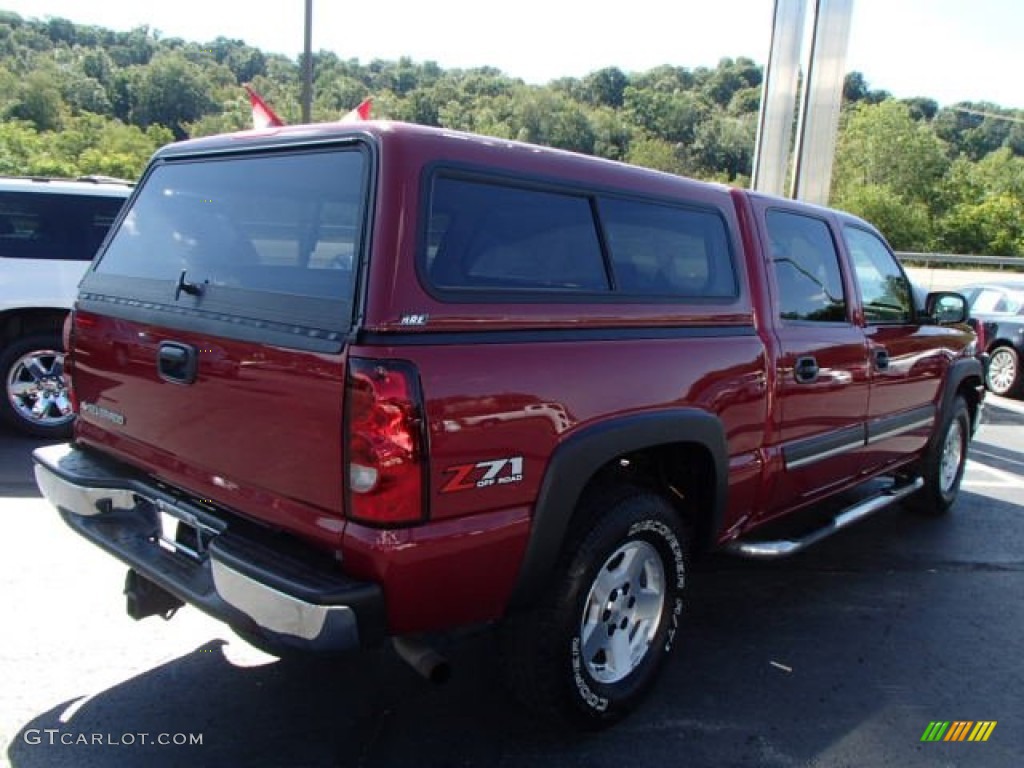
[910,396,970,515]
[501,486,689,729]
[0,332,74,439]
[986,346,1021,398]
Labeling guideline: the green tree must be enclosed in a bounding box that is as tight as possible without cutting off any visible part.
[626,135,685,175]
[833,184,932,250]
[833,101,949,205]
[581,67,629,108]
[935,149,1024,255]
[133,53,217,138]
[902,97,938,122]
[689,113,755,180]
[511,89,595,154]
[7,70,64,130]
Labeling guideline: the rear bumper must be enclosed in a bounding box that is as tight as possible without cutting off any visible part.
[33,443,385,654]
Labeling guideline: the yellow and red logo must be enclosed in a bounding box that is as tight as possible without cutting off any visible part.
[920,721,997,742]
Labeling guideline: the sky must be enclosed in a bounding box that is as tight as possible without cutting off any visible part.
[1,0,1021,109]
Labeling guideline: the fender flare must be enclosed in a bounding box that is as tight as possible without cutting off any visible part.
[936,356,984,434]
[508,409,728,608]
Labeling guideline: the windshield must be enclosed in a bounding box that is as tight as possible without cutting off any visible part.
[969,286,1024,315]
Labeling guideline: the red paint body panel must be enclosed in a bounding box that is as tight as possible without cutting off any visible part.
[348,337,768,530]
[342,506,531,633]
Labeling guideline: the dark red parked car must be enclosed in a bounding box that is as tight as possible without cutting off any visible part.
[34,121,983,728]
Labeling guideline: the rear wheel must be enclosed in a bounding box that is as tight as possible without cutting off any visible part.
[0,332,74,439]
[910,396,970,515]
[986,346,1021,397]
[502,486,689,729]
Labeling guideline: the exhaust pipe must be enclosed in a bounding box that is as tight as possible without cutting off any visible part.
[392,636,451,684]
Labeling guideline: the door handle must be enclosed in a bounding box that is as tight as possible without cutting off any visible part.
[794,356,819,383]
[874,348,890,371]
[158,342,198,384]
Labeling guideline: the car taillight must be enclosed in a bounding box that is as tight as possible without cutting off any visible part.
[344,358,428,526]
[61,312,78,414]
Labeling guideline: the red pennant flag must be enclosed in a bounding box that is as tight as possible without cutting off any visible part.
[340,97,372,124]
[244,84,285,129]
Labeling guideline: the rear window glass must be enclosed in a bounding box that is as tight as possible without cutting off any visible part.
[425,176,610,293]
[96,149,366,301]
[601,198,736,297]
[0,192,124,261]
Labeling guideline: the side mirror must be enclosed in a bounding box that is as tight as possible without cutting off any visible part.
[925,291,968,324]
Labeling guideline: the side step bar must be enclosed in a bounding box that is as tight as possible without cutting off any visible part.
[724,477,924,559]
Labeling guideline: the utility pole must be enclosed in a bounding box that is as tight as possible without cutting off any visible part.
[301,0,313,123]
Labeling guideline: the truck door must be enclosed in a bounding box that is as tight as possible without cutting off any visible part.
[761,208,871,516]
[841,225,944,471]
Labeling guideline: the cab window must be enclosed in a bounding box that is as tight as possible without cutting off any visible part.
[766,210,847,322]
[843,226,913,324]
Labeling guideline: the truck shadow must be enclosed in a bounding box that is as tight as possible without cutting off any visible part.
[6,635,575,768]
[8,491,1022,768]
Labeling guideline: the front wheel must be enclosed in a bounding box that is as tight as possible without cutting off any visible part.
[910,396,970,515]
[0,332,74,439]
[502,487,689,729]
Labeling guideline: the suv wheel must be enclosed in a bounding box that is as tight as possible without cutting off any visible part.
[0,332,74,438]
[910,396,970,515]
[986,346,1021,397]
[501,486,688,729]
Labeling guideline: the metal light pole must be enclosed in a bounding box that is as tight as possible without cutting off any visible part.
[301,0,313,123]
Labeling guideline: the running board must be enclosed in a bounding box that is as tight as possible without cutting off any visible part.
[724,478,924,559]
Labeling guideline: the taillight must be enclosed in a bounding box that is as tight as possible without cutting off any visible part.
[344,358,428,526]
[61,312,78,414]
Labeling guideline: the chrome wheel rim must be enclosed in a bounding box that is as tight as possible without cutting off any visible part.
[6,348,73,428]
[939,417,964,495]
[987,349,1017,395]
[579,540,665,685]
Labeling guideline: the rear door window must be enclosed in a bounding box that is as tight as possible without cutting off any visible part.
[766,210,848,322]
[0,192,125,261]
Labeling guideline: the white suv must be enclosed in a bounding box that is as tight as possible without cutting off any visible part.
[0,176,131,437]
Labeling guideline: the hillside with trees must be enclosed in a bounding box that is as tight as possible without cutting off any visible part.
[1,10,1022,255]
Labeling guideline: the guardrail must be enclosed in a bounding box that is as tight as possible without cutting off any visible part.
[896,252,1024,270]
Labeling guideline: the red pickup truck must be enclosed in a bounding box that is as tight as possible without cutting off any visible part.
[33,121,983,728]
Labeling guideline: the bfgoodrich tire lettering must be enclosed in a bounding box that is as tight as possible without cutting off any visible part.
[501,486,689,729]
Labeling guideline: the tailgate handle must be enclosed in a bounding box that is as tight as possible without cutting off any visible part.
[158,342,198,385]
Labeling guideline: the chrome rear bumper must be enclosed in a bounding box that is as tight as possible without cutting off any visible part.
[33,443,384,653]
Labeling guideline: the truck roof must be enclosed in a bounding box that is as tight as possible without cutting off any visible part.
[155,120,733,200]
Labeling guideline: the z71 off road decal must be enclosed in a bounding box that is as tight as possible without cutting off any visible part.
[441,457,524,493]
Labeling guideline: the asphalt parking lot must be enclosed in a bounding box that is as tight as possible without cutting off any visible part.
[2,398,1023,767]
